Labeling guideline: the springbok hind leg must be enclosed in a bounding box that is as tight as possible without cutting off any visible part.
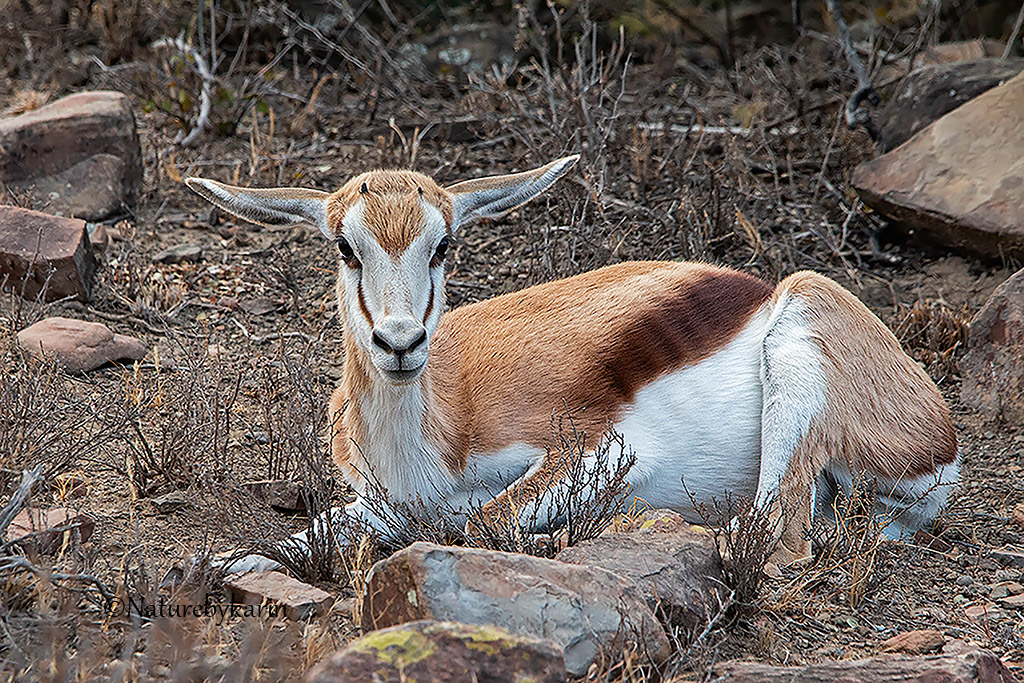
[752,290,830,567]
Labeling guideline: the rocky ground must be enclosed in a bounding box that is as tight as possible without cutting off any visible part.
[2,1,1024,680]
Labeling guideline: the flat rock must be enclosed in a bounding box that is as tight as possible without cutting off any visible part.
[362,541,670,677]
[0,206,96,301]
[18,317,147,372]
[881,629,945,654]
[0,91,141,220]
[556,509,725,633]
[998,594,1024,609]
[153,244,203,264]
[877,58,1024,152]
[306,620,565,683]
[961,269,1024,422]
[6,506,95,553]
[714,648,1017,682]
[151,490,189,514]
[225,571,332,621]
[852,69,1024,259]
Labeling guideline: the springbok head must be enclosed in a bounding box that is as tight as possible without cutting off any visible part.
[185,155,579,385]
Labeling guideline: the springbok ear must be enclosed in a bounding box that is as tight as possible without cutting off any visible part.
[185,178,333,238]
[445,154,579,228]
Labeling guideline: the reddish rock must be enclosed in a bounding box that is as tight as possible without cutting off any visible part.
[6,506,94,552]
[852,69,1024,259]
[18,317,147,372]
[877,59,1024,151]
[881,629,946,654]
[962,269,1024,422]
[0,207,96,301]
[0,91,142,220]
[225,571,332,620]
[306,620,565,683]
[714,648,1018,682]
[362,542,670,677]
[556,509,725,633]
[965,602,1005,623]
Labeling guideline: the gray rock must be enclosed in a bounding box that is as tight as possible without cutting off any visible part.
[306,620,566,683]
[17,317,147,372]
[0,206,96,301]
[556,509,725,634]
[853,69,1024,259]
[877,58,1024,152]
[362,542,670,676]
[0,91,142,220]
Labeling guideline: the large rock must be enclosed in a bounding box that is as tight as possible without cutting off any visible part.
[362,542,670,677]
[5,506,95,553]
[18,317,147,372]
[852,69,1024,259]
[0,91,142,220]
[961,268,1024,421]
[556,509,725,634]
[306,620,565,683]
[714,648,1018,682]
[0,206,96,301]
[877,59,1024,152]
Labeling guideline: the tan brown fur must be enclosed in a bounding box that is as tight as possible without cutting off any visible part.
[325,171,454,254]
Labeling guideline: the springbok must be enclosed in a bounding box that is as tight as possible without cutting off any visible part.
[185,155,958,572]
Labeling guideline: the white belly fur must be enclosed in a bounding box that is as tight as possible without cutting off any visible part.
[612,306,768,518]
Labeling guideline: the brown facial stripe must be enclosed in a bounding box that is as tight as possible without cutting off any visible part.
[423,276,435,326]
[357,277,374,327]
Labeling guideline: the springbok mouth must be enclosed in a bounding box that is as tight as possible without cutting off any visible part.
[379,366,425,384]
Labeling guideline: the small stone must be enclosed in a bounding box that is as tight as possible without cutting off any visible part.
[964,603,1004,622]
[241,479,308,513]
[17,317,147,372]
[153,244,202,264]
[225,571,332,620]
[5,506,94,552]
[989,548,1024,569]
[239,297,281,315]
[956,574,974,587]
[881,629,945,654]
[151,490,189,514]
[0,206,96,301]
[1012,503,1024,527]
[206,343,227,360]
[87,223,108,252]
[997,594,1024,609]
[307,620,566,683]
[914,529,953,553]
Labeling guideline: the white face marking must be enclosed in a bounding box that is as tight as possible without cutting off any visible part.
[338,199,448,385]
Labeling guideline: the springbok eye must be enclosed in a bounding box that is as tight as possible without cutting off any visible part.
[433,237,449,264]
[337,237,358,265]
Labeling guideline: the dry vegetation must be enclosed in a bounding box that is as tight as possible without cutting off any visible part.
[2,0,1024,680]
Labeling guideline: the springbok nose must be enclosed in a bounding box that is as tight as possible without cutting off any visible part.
[371,320,427,356]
